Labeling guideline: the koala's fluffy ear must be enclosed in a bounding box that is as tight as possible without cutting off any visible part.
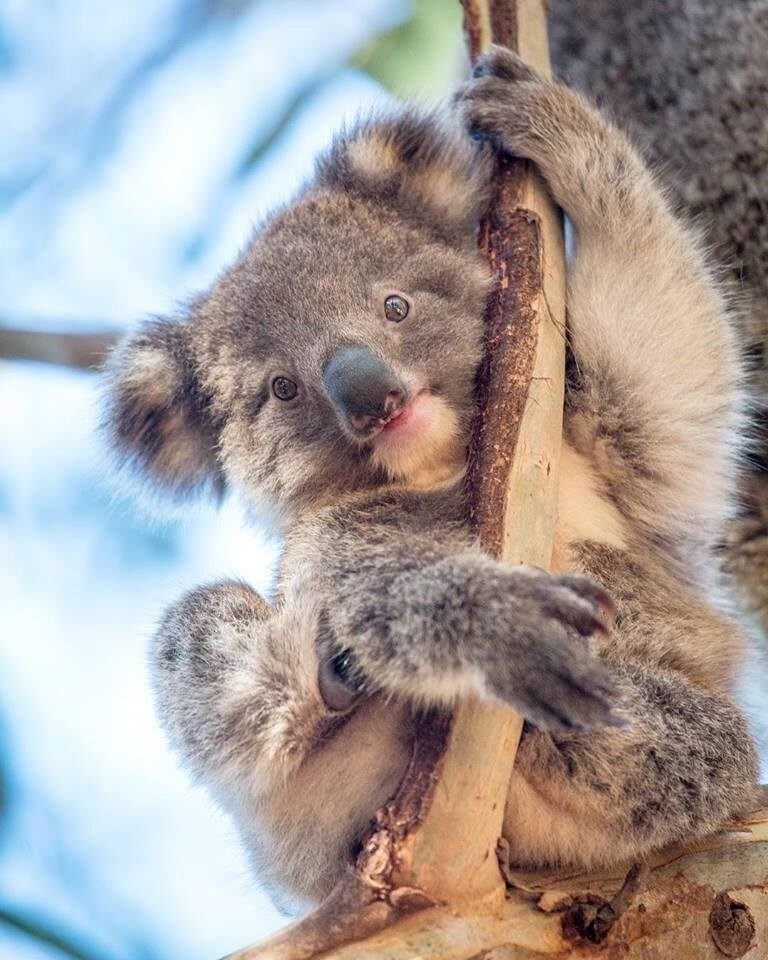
[102,315,224,501]
[315,108,492,243]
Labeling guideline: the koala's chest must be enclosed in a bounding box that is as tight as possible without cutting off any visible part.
[551,440,628,573]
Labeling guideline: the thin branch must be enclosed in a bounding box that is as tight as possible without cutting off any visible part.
[0,325,119,370]
[0,906,111,960]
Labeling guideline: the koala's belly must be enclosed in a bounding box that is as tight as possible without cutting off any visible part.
[551,440,628,571]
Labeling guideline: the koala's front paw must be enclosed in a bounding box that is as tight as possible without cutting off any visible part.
[455,44,583,170]
[489,569,623,732]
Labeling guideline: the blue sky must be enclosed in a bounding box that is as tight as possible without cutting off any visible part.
[0,2,408,956]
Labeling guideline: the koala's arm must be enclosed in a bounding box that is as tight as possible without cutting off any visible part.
[457,49,758,870]
[291,493,620,732]
[458,47,743,549]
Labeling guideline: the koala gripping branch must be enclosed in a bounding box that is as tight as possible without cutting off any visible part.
[224,1,566,958]
[222,3,768,960]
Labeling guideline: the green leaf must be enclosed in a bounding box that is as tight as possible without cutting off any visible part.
[350,0,465,100]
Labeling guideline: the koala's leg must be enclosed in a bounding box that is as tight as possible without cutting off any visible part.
[458,46,742,549]
[153,581,412,906]
[504,660,759,870]
[153,581,318,785]
[503,540,759,868]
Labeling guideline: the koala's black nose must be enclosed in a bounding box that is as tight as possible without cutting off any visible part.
[323,346,406,432]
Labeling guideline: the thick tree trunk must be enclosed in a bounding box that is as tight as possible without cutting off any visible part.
[220,2,768,957]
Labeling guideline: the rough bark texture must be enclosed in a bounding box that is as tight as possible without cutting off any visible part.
[466,193,542,557]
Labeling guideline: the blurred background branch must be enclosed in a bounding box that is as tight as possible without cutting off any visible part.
[0,325,119,370]
[0,907,111,960]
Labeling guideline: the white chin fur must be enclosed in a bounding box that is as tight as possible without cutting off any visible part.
[370,394,465,489]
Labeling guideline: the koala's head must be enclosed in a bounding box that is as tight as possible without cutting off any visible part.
[104,108,492,519]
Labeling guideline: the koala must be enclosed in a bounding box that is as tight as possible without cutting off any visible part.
[103,46,758,911]
[547,0,768,634]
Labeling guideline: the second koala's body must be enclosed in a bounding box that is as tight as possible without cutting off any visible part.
[105,47,758,910]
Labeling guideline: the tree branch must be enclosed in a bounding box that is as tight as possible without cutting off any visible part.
[0,323,119,371]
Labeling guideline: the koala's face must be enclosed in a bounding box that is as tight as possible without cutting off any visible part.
[105,110,491,517]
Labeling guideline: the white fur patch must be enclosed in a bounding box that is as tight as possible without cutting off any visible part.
[124,346,177,405]
[553,441,628,565]
[371,394,464,489]
[347,133,399,177]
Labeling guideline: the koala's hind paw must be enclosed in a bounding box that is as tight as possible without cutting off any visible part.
[487,569,623,733]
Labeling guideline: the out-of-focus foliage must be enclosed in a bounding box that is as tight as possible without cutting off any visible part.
[242,0,464,176]
[352,0,465,99]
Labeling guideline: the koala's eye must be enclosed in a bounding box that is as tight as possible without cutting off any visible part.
[384,294,409,322]
[271,376,298,401]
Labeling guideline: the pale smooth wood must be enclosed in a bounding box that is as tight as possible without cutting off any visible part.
[232,807,768,959]
[400,0,566,904]
[498,170,565,568]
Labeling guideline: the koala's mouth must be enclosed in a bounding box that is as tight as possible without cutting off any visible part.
[364,389,430,443]
[381,395,417,432]
[368,389,465,486]
[373,390,451,450]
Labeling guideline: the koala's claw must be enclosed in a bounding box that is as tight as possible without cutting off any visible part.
[455,46,567,164]
[470,44,540,84]
[525,571,616,638]
[487,569,622,732]
[551,574,617,625]
[454,74,529,150]
[498,645,624,734]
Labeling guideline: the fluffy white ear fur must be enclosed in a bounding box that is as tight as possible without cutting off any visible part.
[102,317,223,500]
[316,108,492,241]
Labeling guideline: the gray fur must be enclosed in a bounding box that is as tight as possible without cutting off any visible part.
[103,45,759,907]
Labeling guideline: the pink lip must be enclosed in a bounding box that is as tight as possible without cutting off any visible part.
[375,390,433,445]
[382,403,413,432]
